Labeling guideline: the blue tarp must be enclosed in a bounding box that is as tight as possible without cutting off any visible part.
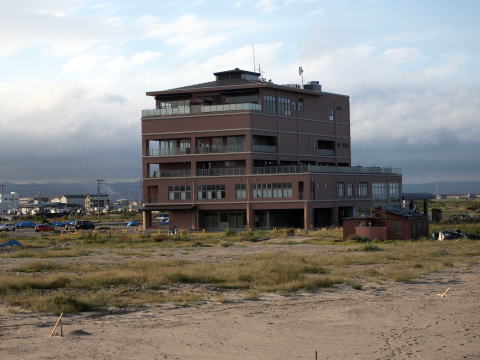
[51,222,68,226]
[0,240,23,248]
[16,221,36,228]
[126,221,138,227]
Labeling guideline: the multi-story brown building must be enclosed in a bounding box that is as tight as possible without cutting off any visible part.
[141,68,402,230]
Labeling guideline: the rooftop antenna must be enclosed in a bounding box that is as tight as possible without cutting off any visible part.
[252,44,256,72]
[299,66,304,88]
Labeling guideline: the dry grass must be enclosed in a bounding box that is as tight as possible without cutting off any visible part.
[0,228,479,313]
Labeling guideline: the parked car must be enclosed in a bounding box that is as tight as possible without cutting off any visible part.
[34,224,55,232]
[74,220,95,230]
[0,223,16,232]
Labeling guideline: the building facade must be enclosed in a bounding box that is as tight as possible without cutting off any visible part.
[141,68,402,230]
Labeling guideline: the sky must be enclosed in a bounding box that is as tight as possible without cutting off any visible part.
[0,0,479,184]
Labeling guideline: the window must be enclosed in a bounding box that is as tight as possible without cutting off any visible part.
[252,183,292,199]
[168,186,191,200]
[235,184,246,199]
[277,97,291,115]
[298,98,304,112]
[389,183,401,201]
[329,107,335,121]
[264,96,276,114]
[197,185,226,200]
[338,182,345,197]
[225,95,259,104]
[394,221,402,235]
[357,183,368,196]
[149,164,160,178]
[372,183,388,201]
[347,184,353,197]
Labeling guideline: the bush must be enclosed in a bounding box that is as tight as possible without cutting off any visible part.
[285,228,295,236]
[358,243,383,252]
[224,228,237,237]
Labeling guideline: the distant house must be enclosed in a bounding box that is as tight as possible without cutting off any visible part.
[85,194,110,213]
[343,205,429,241]
[58,194,86,208]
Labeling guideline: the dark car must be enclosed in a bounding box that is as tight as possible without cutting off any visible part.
[35,224,55,232]
[74,220,95,230]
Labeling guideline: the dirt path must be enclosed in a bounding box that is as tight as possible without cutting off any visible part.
[0,266,478,359]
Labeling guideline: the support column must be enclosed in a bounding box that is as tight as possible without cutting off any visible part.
[246,203,253,230]
[304,201,312,231]
[143,210,152,231]
[331,207,339,226]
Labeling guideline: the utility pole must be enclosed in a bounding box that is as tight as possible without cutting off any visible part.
[96,179,104,223]
[0,184,4,217]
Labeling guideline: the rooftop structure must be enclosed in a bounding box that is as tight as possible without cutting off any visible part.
[141,68,402,230]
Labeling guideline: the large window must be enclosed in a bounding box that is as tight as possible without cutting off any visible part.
[357,183,368,196]
[198,185,226,200]
[252,183,292,199]
[338,182,345,197]
[277,97,291,115]
[298,98,304,112]
[225,95,258,104]
[235,184,246,199]
[264,96,276,114]
[347,184,353,197]
[372,183,388,201]
[329,107,335,121]
[389,182,401,201]
[168,186,191,200]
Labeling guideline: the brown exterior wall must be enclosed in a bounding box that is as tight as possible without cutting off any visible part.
[141,73,402,230]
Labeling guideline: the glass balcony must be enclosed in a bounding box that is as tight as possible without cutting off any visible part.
[196,144,244,154]
[142,103,261,117]
[253,165,402,175]
[150,170,191,178]
[196,167,246,176]
[148,148,191,156]
[253,144,277,153]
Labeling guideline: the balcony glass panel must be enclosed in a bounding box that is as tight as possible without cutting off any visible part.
[149,148,191,156]
[196,144,244,153]
[252,165,401,175]
[253,145,277,153]
[142,103,261,117]
[196,168,245,176]
[150,169,191,178]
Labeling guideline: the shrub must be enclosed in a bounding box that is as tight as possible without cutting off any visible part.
[285,228,295,236]
[224,228,237,237]
[358,243,383,252]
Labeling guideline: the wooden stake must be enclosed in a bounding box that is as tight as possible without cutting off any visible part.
[50,312,64,337]
[315,351,318,360]
[436,287,450,298]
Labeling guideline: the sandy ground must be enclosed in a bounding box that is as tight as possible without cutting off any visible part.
[0,266,479,360]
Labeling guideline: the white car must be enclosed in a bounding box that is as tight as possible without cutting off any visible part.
[0,223,16,231]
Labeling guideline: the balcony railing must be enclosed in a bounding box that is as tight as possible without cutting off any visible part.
[196,167,246,176]
[196,144,244,154]
[150,170,191,178]
[253,165,402,175]
[148,148,191,156]
[142,103,262,117]
[253,144,277,153]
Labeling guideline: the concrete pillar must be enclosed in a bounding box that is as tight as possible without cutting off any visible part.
[191,207,198,230]
[304,202,312,231]
[331,207,339,226]
[143,210,152,231]
[246,203,253,229]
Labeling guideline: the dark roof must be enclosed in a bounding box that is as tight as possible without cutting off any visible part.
[213,68,260,77]
[168,78,262,91]
[402,193,435,200]
[377,205,426,218]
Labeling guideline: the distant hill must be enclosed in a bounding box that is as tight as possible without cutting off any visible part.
[1,181,142,201]
[403,181,480,195]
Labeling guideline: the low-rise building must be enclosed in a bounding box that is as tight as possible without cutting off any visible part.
[85,194,110,213]
[343,205,429,240]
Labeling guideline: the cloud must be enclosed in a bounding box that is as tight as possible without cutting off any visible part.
[137,14,262,57]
